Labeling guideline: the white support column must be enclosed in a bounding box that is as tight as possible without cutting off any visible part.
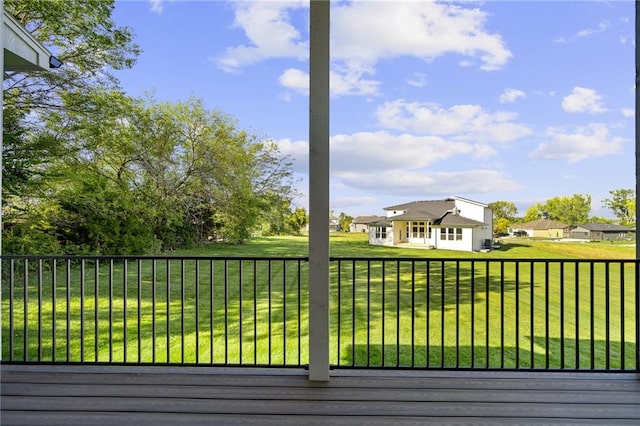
[308,0,330,381]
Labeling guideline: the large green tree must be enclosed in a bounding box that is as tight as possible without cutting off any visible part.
[38,91,296,252]
[602,189,635,226]
[540,194,592,225]
[3,0,140,253]
[488,201,518,221]
[488,201,518,234]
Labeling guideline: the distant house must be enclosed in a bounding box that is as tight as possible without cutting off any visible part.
[509,219,566,239]
[349,215,385,233]
[369,197,492,252]
[329,213,340,232]
[566,223,635,241]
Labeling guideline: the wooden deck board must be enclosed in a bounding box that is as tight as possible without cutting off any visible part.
[2,365,640,425]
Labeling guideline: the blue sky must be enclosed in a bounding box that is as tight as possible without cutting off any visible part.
[112,0,635,219]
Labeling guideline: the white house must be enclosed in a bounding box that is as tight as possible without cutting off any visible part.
[369,197,493,252]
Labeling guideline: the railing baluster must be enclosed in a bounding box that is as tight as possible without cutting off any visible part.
[123,259,128,363]
[396,260,400,367]
[426,260,430,368]
[485,261,489,369]
[138,259,142,364]
[210,259,214,364]
[411,260,415,367]
[470,260,475,368]
[544,262,551,370]
[455,260,460,368]
[254,260,258,365]
[297,259,302,366]
[52,259,57,362]
[440,260,445,368]
[224,259,228,365]
[530,261,534,369]
[282,259,286,366]
[94,259,99,363]
[337,259,342,366]
[575,261,580,370]
[66,259,71,363]
[180,259,185,364]
[80,259,85,362]
[38,259,43,362]
[152,259,156,364]
[515,261,519,369]
[620,261,625,370]
[366,260,371,367]
[545,262,550,370]
[500,261,504,369]
[9,259,15,361]
[560,261,565,369]
[268,260,272,366]
[352,259,356,367]
[166,259,170,364]
[239,259,243,365]
[605,261,610,370]
[590,261,595,370]
[23,259,29,362]
[109,259,113,363]
[382,260,386,367]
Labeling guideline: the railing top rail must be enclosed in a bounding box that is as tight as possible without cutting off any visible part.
[0,255,637,264]
[330,256,639,263]
[0,255,310,261]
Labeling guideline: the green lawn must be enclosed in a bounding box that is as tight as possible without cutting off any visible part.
[2,233,636,369]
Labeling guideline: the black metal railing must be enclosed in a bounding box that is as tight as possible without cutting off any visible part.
[2,256,637,371]
[1,256,308,367]
[331,258,638,371]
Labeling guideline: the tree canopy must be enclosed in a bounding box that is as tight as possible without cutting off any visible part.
[2,2,298,254]
[602,189,635,226]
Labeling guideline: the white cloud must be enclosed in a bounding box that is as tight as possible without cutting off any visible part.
[621,108,634,118]
[149,0,163,14]
[499,88,526,104]
[335,169,521,196]
[554,20,610,43]
[274,138,308,172]
[216,1,511,95]
[214,1,308,73]
[330,131,473,173]
[528,123,625,162]
[406,72,427,88]
[562,87,606,114]
[278,67,380,96]
[375,100,532,143]
[331,2,511,71]
[278,68,308,95]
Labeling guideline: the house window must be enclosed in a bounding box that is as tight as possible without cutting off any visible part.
[412,221,426,238]
[440,228,463,241]
[375,227,387,239]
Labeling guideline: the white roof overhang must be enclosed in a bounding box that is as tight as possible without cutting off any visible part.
[3,9,51,71]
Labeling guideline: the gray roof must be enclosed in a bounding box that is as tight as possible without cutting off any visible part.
[384,199,455,216]
[384,199,459,222]
[352,215,385,224]
[512,219,567,230]
[436,212,486,227]
[574,223,635,232]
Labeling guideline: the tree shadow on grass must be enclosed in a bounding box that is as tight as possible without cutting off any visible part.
[338,338,637,370]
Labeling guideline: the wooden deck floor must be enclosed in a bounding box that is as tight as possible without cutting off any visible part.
[2,364,640,425]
